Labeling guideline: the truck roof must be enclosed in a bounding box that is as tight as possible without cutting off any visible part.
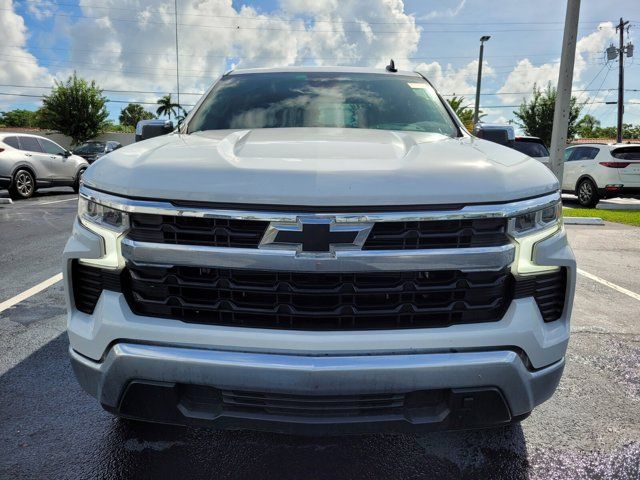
[228,66,422,77]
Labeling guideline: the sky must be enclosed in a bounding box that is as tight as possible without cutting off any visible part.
[1,0,640,128]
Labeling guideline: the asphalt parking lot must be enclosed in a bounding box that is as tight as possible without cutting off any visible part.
[0,188,638,480]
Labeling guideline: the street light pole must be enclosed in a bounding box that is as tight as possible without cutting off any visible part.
[473,35,490,129]
[548,0,581,183]
[174,0,180,106]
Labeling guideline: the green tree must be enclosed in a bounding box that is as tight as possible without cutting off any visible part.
[39,73,109,144]
[446,96,485,131]
[156,94,183,120]
[587,123,640,140]
[513,83,582,146]
[119,103,155,128]
[575,114,600,138]
[0,109,39,128]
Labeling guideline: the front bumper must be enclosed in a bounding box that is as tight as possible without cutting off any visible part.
[70,343,563,434]
[64,190,576,434]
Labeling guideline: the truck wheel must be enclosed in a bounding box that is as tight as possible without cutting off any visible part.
[9,169,35,199]
[577,179,599,208]
[73,167,86,193]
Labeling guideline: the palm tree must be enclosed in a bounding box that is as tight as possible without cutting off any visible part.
[156,94,182,120]
[446,95,485,131]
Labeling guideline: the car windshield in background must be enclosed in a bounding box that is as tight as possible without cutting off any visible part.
[511,140,550,158]
[74,142,105,154]
[187,72,458,136]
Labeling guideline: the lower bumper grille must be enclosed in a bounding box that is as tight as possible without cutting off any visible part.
[123,264,513,330]
[116,382,514,431]
[220,389,405,417]
[514,269,567,322]
[71,261,122,314]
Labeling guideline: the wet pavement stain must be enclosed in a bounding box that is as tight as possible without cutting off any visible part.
[1,334,638,480]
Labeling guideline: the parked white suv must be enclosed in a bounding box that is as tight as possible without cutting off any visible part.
[64,67,575,434]
[562,143,640,207]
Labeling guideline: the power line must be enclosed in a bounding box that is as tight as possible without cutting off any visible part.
[0,91,615,109]
[0,84,203,95]
[583,65,613,117]
[14,1,614,26]
[0,8,614,34]
[0,91,195,107]
[2,83,632,97]
[2,44,607,65]
[0,57,551,82]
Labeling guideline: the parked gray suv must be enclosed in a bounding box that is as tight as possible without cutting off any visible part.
[0,133,88,199]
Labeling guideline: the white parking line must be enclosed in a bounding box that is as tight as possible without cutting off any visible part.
[578,268,640,302]
[0,273,63,315]
[38,198,77,205]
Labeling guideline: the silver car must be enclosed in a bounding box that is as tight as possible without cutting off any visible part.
[0,133,88,199]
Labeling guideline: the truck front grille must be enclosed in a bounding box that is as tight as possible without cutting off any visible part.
[128,213,269,248]
[128,214,509,250]
[123,264,513,330]
[362,218,508,250]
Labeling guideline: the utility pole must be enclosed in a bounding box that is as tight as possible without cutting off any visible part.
[548,0,580,183]
[616,17,629,143]
[473,35,491,129]
[174,0,180,106]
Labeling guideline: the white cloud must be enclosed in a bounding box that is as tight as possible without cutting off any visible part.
[0,0,51,109]
[26,0,56,20]
[496,22,616,105]
[48,0,421,112]
[415,59,495,100]
[419,0,466,20]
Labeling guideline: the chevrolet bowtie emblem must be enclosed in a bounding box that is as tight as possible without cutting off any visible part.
[260,218,373,255]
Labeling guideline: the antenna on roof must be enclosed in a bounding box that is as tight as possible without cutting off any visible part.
[385,59,397,72]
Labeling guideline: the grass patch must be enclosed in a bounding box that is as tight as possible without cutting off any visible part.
[563,207,640,227]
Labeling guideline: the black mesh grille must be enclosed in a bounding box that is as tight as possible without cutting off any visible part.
[123,264,514,330]
[71,261,122,314]
[128,214,509,251]
[128,213,269,248]
[514,268,567,322]
[362,218,509,250]
[220,389,407,417]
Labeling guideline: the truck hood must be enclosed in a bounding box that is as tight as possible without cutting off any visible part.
[82,128,559,206]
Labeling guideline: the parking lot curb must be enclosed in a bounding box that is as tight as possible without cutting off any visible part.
[564,217,605,225]
[0,198,13,205]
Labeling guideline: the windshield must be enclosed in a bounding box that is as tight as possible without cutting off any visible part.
[187,72,458,136]
[74,142,105,154]
[511,140,549,158]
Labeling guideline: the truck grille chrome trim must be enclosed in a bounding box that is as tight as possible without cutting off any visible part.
[80,185,560,223]
[121,239,515,273]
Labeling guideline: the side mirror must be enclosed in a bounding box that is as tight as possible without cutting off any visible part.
[136,120,174,142]
[63,150,72,157]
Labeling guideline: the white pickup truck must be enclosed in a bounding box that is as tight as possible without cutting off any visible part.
[64,66,575,435]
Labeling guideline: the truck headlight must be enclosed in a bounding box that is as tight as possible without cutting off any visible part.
[77,196,129,269]
[509,201,562,275]
[510,202,561,236]
[78,197,129,233]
